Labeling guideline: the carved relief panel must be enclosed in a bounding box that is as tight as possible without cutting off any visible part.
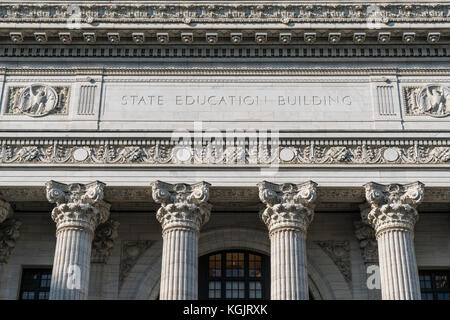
[3,84,70,117]
[402,84,450,118]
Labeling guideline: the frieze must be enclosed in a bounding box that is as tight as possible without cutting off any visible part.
[0,138,449,166]
[0,3,449,25]
[4,85,70,117]
[0,186,448,203]
[403,85,450,118]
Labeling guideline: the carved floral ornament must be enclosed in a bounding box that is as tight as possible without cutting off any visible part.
[46,180,110,233]
[258,181,317,234]
[0,199,13,223]
[403,84,450,117]
[5,84,70,117]
[0,138,449,166]
[364,182,425,235]
[92,219,120,264]
[151,181,212,233]
[0,3,449,24]
[0,219,22,264]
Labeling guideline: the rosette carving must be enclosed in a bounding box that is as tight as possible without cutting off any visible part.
[258,181,317,234]
[151,181,212,233]
[46,180,110,233]
[364,182,424,236]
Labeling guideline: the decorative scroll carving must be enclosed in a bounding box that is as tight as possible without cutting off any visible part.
[0,219,21,264]
[46,180,110,233]
[119,240,155,287]
[151,181,212,233]
[403,85,450,117]
[0,4,449,25]
[92,219,120,264]
[5,85,70,117]
[364,182,425,236]
[0,199,12,224]
[258,181,317,234]
[1,138,449,166]
[354,204,378,265]
[316,240,352,286]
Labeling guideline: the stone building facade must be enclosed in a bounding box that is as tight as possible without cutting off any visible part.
[0,1,449,300]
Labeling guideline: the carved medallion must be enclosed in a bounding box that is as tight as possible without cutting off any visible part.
[5,84,70,117]
[403,85,450,118]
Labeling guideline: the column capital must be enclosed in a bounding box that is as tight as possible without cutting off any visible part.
[0,219,22,264]
[46,180,110,233]
[92,219,120,264]
[151,180,212,233]
[364,182,424,236]
[0,199,13,224]
[258,181,317,235]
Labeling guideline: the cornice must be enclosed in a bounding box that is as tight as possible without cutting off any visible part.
[2,67,450,77]
[0,2,449,50]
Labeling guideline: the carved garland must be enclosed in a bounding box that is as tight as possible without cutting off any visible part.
[0,4,449,24]
[0,138,449,166]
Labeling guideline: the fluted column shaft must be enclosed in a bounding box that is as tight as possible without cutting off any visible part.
[51,227,93,299]
[46,180,110,300]
[377,228,421,299]
[270,229,308,299]
[364,182,424,300]
[160,227,198,299]
[258,181,317,300]
[152,180,211,300]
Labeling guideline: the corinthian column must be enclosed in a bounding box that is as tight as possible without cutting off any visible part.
[46,180,110,300]
[258,181,317,300]
[151,180,211,300]
[364,182,424,300]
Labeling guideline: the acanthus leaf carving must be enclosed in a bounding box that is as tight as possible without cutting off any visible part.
[92,219,120,264]
[364,182,425,236]
[258,181,317,235]
[46,180,110,233]
[151,181,212,233]
[0,219,22,264]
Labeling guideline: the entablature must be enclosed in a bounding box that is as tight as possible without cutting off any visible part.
[0,2,449,49]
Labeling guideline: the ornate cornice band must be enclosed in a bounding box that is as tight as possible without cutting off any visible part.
[1,137,449,167]
[0,3,449,25]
